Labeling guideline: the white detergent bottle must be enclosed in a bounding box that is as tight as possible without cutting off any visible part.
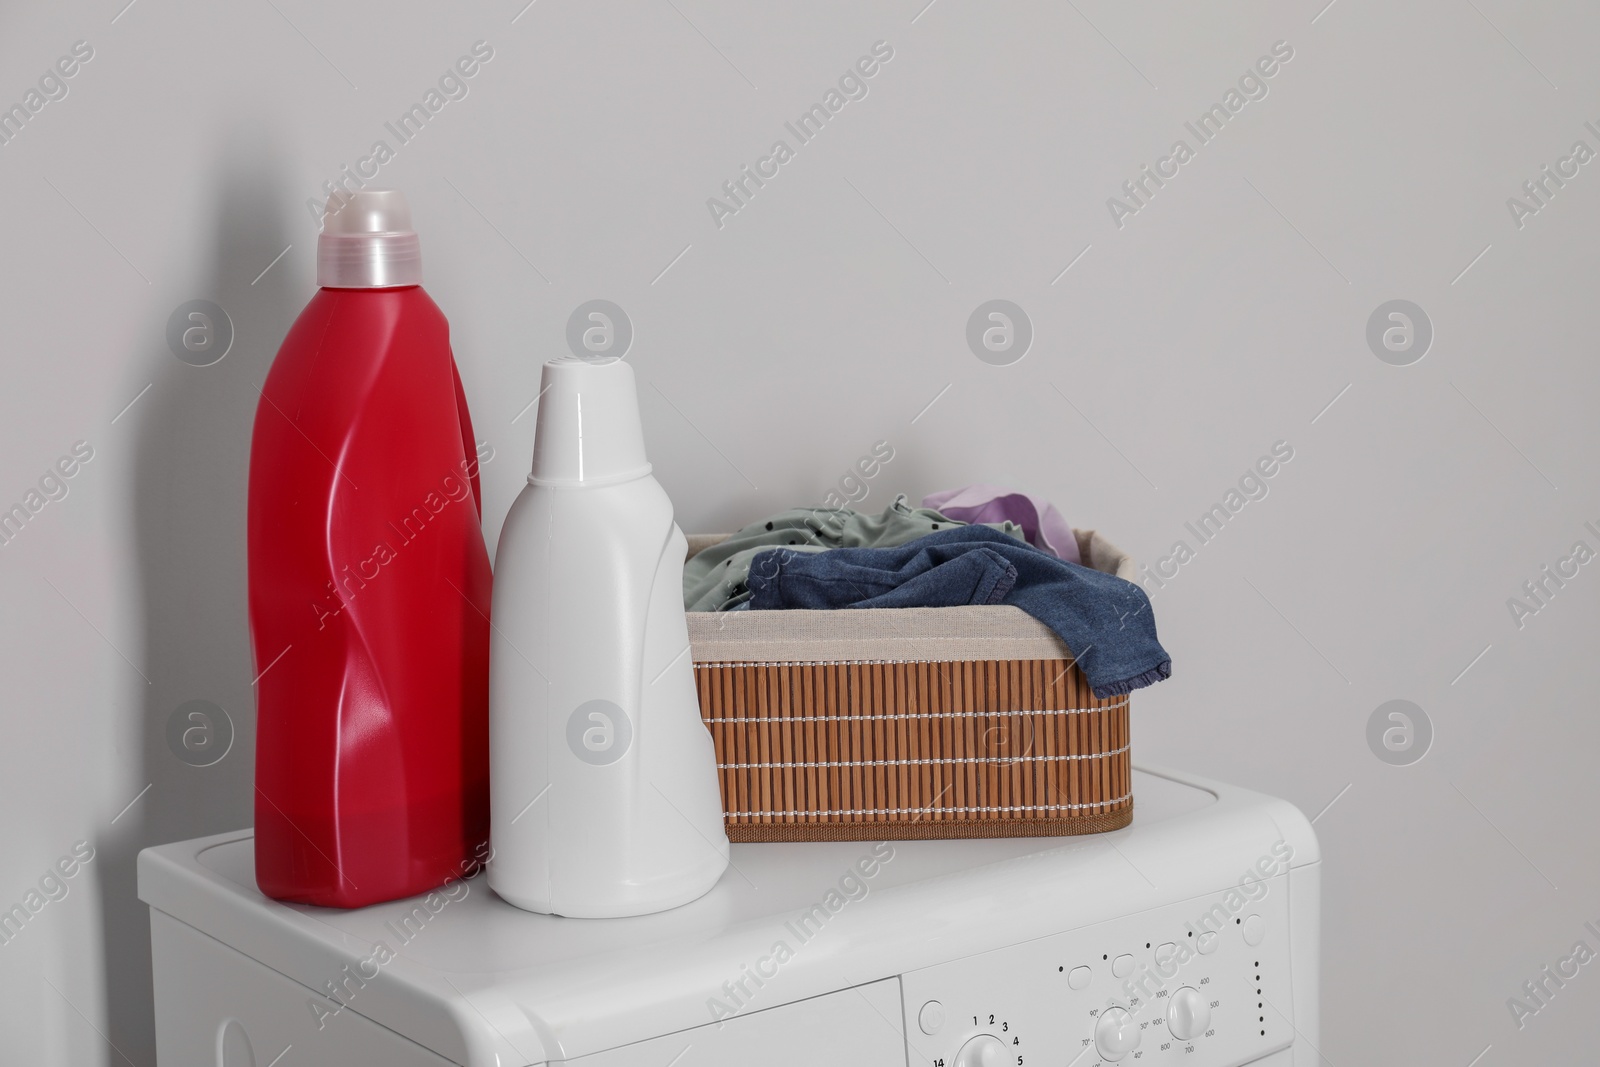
[488,355,729,917]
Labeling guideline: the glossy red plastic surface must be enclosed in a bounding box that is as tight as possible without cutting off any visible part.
[248,285,491,908]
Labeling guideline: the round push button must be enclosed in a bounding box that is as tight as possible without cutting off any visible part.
[1068,965,1092,990]
[918,1000,944,1035]
[1111,953,1134,978]
[1243,914,1266,946]
[1196,930,1218,955]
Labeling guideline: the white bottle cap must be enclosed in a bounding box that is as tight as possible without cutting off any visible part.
[528,357,652,487]
[317,189,423,288]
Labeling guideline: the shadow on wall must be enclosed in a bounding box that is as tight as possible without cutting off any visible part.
[98,132,305,1065]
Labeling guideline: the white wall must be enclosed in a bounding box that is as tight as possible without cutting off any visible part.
[1,0,1596,1062]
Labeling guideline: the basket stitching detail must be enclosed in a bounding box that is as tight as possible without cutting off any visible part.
[701,698,1126,724]
[724,792,1133,817]
[694,656,1080,667]
[717,744,1129,770]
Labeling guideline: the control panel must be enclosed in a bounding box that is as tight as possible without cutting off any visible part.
[900,879,1295,1067]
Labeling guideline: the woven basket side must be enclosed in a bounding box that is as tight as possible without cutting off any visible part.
[694,657,1130,842]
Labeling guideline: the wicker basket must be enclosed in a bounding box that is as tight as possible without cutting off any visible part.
[686,530,1135,842]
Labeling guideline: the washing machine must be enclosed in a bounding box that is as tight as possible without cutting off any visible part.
[137,764,1320,1066]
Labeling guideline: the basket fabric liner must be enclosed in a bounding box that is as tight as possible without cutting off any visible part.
[686,528,1137,841]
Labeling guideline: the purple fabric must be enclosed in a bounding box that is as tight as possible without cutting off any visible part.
[922,485,1080,565]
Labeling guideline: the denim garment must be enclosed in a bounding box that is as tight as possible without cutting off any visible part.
[682,495,1023,613]
[746,525,1170,698]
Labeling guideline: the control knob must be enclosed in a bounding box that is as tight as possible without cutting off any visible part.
[1093,1006,1139,1061]
[953,1033,1007,1067]
[1167,986,1211,1040]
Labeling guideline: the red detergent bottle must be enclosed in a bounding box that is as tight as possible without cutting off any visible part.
[248,189,492,907]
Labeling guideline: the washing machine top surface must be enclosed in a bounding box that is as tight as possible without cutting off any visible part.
[139,765,1316,1065]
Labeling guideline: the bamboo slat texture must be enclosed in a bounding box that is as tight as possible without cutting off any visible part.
[694,656,1132,842]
